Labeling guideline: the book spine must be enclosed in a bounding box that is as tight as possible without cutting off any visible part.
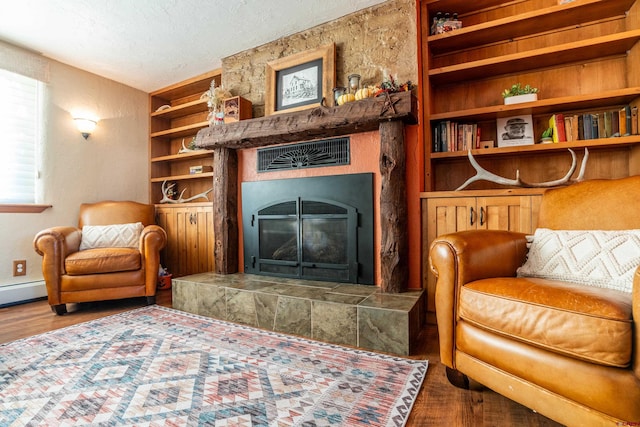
[583,114,593,140]
[611,110,620,137]
[564,116,573,142]
[603,111,612,139]
[632,106,639,135]
[625,105,632,136]
[591,114,599,139]
[549,114,566,143]
[556,114,566,142]
[619,107,627,136]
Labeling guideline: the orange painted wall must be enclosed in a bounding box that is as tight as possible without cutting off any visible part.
[237,126,423,290]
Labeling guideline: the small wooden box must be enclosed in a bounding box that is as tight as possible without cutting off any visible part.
[223,96,252,123]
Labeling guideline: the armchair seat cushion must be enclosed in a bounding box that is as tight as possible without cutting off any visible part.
[458,277,633,367]
[65,248,142,275]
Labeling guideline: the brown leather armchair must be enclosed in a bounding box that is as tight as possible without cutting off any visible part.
[34,201,167,315]
[429,176,640,426]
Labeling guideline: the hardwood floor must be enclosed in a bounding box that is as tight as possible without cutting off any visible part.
[0,290,561,426]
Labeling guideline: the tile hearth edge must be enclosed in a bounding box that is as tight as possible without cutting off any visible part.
[171,273,425,356]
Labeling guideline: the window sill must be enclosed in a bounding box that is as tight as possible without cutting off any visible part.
[0,204,52,213]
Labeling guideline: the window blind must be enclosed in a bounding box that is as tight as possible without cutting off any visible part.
[0,69,42,203]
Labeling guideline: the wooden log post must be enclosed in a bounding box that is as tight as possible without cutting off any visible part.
[212,147,238,274]
[379,120,408,293]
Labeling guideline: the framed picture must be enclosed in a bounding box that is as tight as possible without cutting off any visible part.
[265,43,335,116]
[497,115,535,147]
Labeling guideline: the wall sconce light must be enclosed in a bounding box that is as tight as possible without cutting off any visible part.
[74,117,97,139]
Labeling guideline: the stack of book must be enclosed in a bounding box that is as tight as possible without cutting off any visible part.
[432,121,481,152]
[549,106,638,142]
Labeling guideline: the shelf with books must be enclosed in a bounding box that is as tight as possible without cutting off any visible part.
[428,0,635,54]
[430,135,640,159]
[429,30,640,85]
[432,103,639,156]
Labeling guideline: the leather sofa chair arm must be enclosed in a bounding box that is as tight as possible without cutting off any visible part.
[430,230,529,284]
[140,225,168,295]
[429,229,528,367]
[34,226,82,259]
[139,225,167,255]
[33,226,82,305]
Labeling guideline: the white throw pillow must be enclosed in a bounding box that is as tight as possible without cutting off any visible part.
[516,228,640,294]
[79,222,144,250]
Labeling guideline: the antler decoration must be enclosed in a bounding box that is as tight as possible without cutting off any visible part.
[456,148,589,190]
[160,180,213,203]
[177,138,205,154]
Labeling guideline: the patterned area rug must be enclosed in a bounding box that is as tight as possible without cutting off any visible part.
[0,306,427,426]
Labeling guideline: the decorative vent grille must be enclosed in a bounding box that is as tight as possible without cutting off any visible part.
[257,137,350,172]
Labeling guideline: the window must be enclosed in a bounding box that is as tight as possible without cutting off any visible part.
[0,69,42,204]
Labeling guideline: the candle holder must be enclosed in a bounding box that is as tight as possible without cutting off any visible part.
[347,74,361,93]
[333,87,347,106]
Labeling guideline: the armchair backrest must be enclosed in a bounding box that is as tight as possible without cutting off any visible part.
[78,201,155,227]
[538,175,640,231]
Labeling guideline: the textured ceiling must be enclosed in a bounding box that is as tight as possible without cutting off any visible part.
[0,0,388,92]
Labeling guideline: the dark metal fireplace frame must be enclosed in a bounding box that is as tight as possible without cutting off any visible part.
[195,91,417,293]
[242,174,374,284]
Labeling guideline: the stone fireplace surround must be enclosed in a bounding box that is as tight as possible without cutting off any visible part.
[171,92,423,355]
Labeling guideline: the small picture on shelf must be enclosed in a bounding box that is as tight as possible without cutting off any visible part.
[497,115,535,147]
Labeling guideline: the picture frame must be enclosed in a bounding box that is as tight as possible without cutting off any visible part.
[497,114,535,147]
[265,43,335,116]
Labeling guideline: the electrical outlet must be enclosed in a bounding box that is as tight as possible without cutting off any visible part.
[13,260,26,276]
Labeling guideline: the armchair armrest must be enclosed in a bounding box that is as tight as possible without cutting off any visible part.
[429,229,528,367]
[33,226,82,304]
[139,225,167,295]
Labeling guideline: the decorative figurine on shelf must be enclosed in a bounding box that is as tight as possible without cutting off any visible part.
[200,78,231,126]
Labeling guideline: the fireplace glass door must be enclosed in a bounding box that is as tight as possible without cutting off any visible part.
[254,199,357,282]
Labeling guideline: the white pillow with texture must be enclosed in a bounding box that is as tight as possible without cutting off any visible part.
[516,228,640,294]
[79,222,143,250]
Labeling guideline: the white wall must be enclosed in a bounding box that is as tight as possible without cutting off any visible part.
[0,58,149,305]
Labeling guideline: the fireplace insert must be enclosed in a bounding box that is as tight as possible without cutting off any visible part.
[242,173,374,284]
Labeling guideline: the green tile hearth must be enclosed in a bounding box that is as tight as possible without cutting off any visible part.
[172,273,425,356]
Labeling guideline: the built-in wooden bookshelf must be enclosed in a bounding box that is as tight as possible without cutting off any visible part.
[149,69,220,205]
[149,70,220,277]
[420,0,640,192]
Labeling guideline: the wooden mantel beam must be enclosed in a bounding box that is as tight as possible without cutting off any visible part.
[195,91,417,149]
